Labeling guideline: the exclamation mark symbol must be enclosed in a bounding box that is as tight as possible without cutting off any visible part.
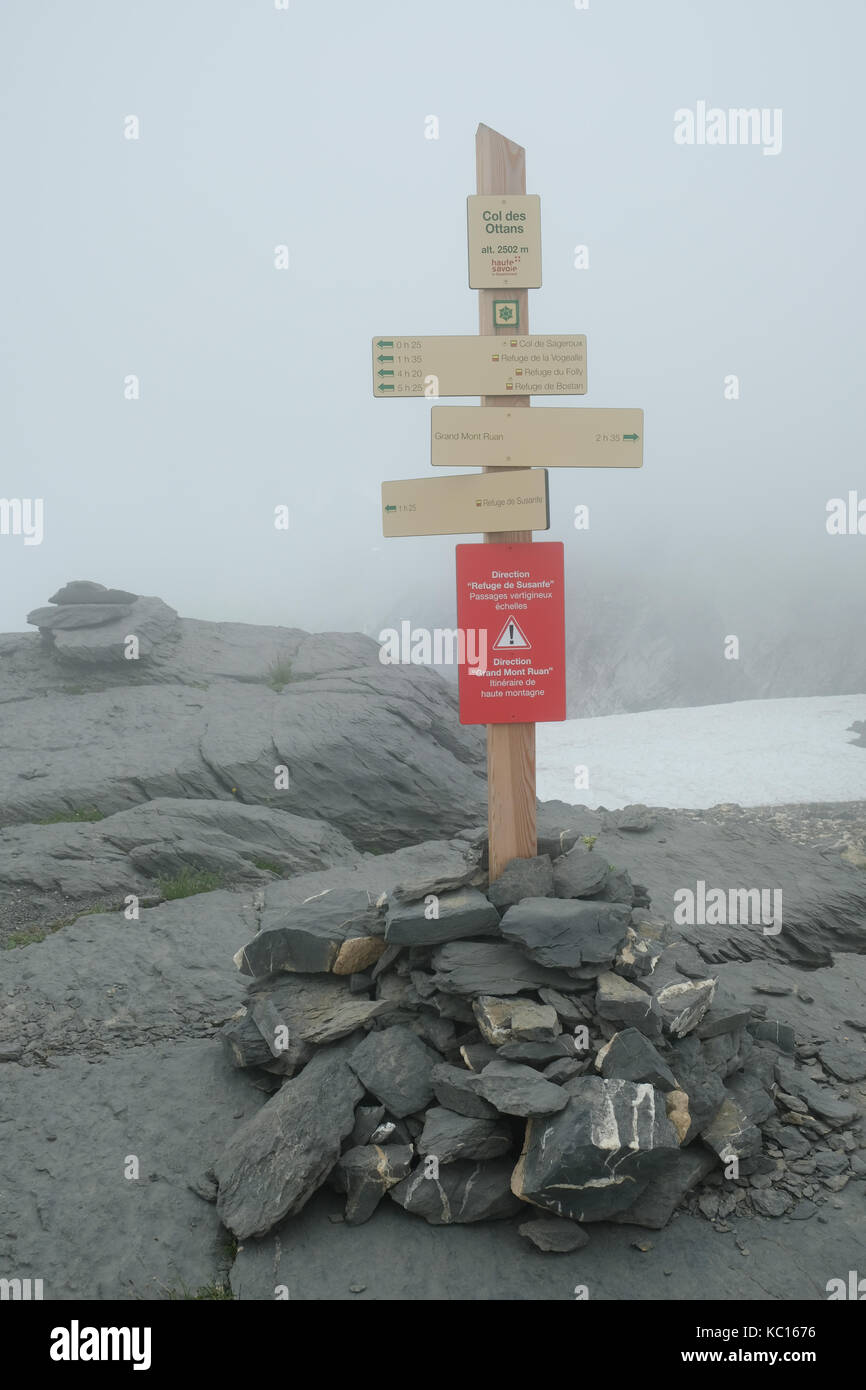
[509,623,514,644]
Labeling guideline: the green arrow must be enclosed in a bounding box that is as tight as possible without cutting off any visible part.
[378,382,394,391]
[385,504,396,512]
[623,433,639,441]
[378,368,394,377]
[377,339,394,348]
[377,354,393,362]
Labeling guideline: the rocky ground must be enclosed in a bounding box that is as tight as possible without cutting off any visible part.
[1,582,864,1301]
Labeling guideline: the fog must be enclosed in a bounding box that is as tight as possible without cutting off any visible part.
[1,0,863,686]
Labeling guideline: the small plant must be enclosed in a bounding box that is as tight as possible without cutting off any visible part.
[251,858,283,875]
[264,654,294,692]
[158,869,224,900]
[36,806,104,825]
[582,835,597,851]
[3,917,76,948]
[162,1280,235,1301]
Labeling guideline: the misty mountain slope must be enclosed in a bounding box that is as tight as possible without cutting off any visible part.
[563,574,866,716]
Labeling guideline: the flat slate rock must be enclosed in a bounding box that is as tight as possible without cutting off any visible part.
[48,580,138,605]
[50,595,179,664]
[818,1042,866,1082]
[430,1063,499,1119]
[475,1060,569,1117]
[500,898,631,970]
[552,847,611,899]
[610,1145,717,1229]
[332,1144,413,1225]
[596,1028,678,1092]
[27,603,135,630]
[429,940,579,997]
[518,1217,589,1252]
[213,1044,364,1239]
[236,889,386,977]
[241,972,393,1047]
[498,1038,575,1065]
[389,1159,521,1224]
[513,1075,681,1223]
[416,1107,512,1164]
[775,1060,858,1127]
[385,887,499,947]
[348,1025,440,1118]
[595,972,662,1037]
[486,855,555,911]
[700,1096,763,1161]
[472,995,561,1047]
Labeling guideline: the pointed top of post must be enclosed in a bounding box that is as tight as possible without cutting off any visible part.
[476,125,526,195]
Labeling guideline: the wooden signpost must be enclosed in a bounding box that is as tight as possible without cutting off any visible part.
[373,124,644,882]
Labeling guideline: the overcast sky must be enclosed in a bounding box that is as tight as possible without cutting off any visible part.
[1,0,863,639]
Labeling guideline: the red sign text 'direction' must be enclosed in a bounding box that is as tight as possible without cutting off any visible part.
[456,542,566,724]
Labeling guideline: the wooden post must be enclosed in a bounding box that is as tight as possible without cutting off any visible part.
[476,124,537,882]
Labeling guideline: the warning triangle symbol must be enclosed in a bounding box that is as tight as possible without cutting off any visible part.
[493,615,531,650]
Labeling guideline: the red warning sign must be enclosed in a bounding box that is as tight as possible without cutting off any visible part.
[456,541,566,725]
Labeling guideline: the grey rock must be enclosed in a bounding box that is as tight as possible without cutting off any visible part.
[595,972,662,1038]
[332,1144,413,1224]
[614,804,656,832]
[751,1189,792,1218]
[513,1075,681,1222]
[27,603,135,630]
[789,1199,818,1220]
[385,887,500,947]
[552,847,610,899]
[486,855,554,910]
[498,1038,575,1065]
[48,580,138,605]
[537,987,593,1028]
[416,1107,512,1164]
[543,1058,587,1084]
[351,1105,386,1147]
[472,995,560,1046]
[236,889,386,978]
[695,995,753,1039]
[500,898,631,970]
[749,1020,796,1054]
[700,1097,763,1161]
[667,1035,728,1141]
[610,1145,718,1229]
[213,1045,364,1238]
[762,1119,812,1158]
[818,1043,866,1082]
[241,973,392,1048]
[518,1217,589,1252]
[348,1025,440,1118]
[429,940,579,997]
[459,1042,499,1072]
[49,596,179,664]
[813,1149,849,1175]
[774,1061,858,1127]
[595,1028,678,1092]
[600,867,635,905]
[389,1159,521,1224]
[430,1062,499,1119]
[724,1072,776,1126]
[475,1060,569,1117]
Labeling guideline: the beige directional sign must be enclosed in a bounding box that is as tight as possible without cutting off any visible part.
[431,407,644,469]
[372,336,586,397]
[381,469,549,538]
[467,195,542,288]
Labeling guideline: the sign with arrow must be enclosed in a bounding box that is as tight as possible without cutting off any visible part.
[430,406,644,468]
[371,335,587,397]
[381,469,549,538]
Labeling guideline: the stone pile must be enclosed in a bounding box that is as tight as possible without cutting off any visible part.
[201,829,863,1246]
[26,580,178,663]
